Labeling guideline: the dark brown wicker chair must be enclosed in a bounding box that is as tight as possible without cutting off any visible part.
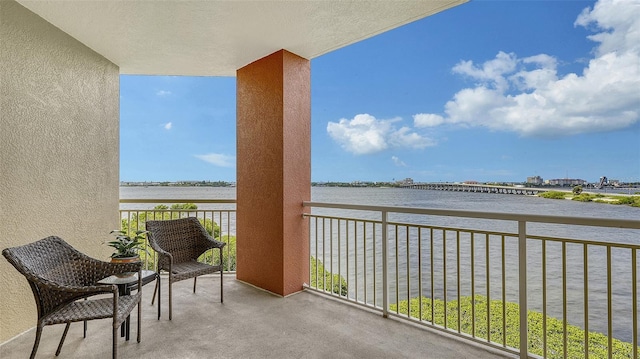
[146,217,226,320]
[2,236,142,359]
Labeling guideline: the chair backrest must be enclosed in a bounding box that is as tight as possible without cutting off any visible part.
[146,217,211,264]
[2,236,91,318]
[3,236,84,283]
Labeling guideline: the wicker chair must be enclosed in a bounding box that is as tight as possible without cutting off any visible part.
[2,236,142,359]
[146,217,226,320]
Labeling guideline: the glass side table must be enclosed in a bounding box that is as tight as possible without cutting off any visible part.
[97,269,160,340]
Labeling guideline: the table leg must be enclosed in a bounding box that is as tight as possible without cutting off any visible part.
[157,273,161,320]
[125,315,130,341]
[125,286,131,341]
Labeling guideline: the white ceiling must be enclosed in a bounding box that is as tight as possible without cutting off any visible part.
[17,0,467,76]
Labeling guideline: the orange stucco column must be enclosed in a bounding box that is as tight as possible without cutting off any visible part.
[236,49,310,296]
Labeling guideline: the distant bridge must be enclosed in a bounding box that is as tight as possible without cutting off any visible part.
[403,183,549,195]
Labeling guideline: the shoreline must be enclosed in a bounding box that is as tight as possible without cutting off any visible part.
[537,189,640,208]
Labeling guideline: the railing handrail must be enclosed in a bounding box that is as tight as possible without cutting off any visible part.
[303,201,640,229]
[120,199,236,204]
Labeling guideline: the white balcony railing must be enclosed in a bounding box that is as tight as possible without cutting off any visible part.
[119,198,639,358]
[303,201,640,359]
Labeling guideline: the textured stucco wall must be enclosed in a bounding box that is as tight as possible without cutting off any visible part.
[0,1,120,343]
[236,50,310,296]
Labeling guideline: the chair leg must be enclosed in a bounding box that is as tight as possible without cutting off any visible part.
[55,323,71,356]
[151,277,158,305]
[220,248,224,303]
[137,300,141,343]
[112,325,117,359]
[169,279,173,320]
[193,276,197,293]
[156,273,161,319]
[30,325,43,359]
[83,298,87,338]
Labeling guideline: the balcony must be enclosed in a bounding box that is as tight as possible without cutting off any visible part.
[7,2,638,357]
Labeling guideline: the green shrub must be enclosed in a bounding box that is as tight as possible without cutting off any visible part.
[572,193,595,202]
[615,196,640,207]
[539,191,568,200]
[390,295,637,359]
[310,257,347,296]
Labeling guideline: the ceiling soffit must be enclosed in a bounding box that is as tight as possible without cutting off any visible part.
[16,1,467,76]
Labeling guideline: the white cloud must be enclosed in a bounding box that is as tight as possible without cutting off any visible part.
[391,156,407,167]
[453,51,518,92]
[164,122,172,130]
[194,153,235,167]
[390,126,436,148]
[156,90,172,96]
[413,113,445,128]
[327,114,435,155]
[414,0,640,137]
[575,0,640,56]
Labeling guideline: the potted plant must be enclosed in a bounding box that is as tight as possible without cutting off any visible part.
[107,229,149,263]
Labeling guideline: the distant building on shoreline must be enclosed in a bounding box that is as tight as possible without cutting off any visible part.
[527,176,543,185]
[545,178,587,186]
[527,176,588,187]
[400,178,414,185]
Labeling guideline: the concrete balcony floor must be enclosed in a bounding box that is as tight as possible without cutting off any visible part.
[1,275,510,358]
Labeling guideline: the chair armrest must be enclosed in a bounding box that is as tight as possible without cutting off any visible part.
[34,276,117,295]
[190,219,227,250]
[150,244,172,258]
[70,284,119,295]
[150,245,173,265]
[148,242,173,272]
[203,236,226,250]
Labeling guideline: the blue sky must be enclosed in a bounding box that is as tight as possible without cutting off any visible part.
[120,0,640,184]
